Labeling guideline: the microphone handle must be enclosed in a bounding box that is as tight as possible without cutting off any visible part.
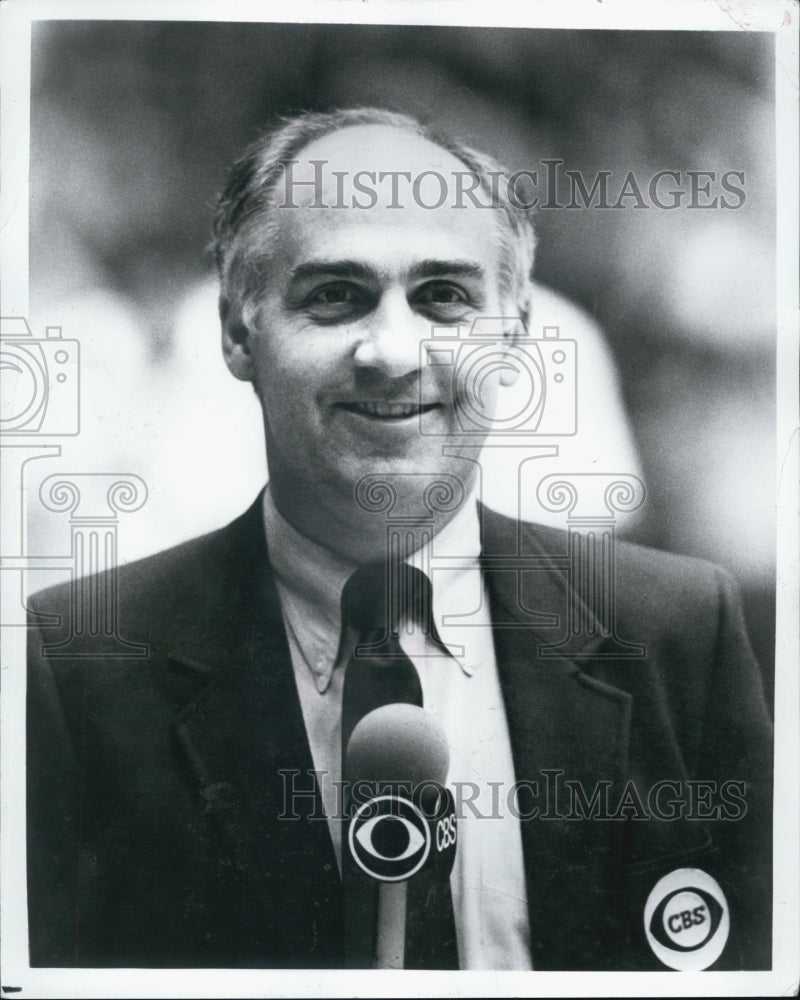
[374,881,407,969]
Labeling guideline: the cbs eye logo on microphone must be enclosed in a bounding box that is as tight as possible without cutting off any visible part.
[348,787,457,883]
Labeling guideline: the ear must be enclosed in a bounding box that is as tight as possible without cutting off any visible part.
[220,296,256,382]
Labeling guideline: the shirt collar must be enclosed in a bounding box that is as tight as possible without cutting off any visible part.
[262,485,482,691]
[263,486,355,691]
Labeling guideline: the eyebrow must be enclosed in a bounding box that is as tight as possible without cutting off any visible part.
[289,260,378,283]
[288,258,486,284]
[408,259,486,282]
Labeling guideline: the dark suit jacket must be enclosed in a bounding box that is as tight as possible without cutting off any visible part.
[26,498,773,970]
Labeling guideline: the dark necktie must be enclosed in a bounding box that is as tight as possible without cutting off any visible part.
[340,561,458,969]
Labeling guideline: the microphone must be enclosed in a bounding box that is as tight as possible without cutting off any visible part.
[344,704,457,969]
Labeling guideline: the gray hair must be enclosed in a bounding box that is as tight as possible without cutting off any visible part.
[213,107,536,325]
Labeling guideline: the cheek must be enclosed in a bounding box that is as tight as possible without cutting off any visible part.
[252,333,303,391]
[453,347,503,398]
[251,330,341,428]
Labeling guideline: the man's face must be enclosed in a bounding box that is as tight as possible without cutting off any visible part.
[224,124,518,548]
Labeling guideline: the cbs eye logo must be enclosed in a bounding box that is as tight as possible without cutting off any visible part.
[644,868,730,970]
[348,795,431,882]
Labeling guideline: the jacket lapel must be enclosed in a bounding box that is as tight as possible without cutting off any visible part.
[165,496,343,966]
[480,505,634,969]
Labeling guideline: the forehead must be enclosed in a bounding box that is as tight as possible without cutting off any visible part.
[296,123,470,184]
[266,124,503,281]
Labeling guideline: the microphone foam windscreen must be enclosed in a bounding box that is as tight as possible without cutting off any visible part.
[344,704,450,787]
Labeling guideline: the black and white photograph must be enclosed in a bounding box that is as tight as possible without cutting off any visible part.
[0,1,797,996]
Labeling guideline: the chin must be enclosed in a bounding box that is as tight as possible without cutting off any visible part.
[349,462,473,519]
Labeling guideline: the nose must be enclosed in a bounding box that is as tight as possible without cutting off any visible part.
[353,289,425,379]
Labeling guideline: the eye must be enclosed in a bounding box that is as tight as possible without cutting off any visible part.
[414,281,473,320]
[422,284,462,303]
[417,282,465,304]
[312,285,357,304]
[355,814,426,862]
[303,282,368,321]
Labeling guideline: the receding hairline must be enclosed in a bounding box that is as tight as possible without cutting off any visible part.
[269,122,512,223]
[282,119,478,168]
[213,107,537,321]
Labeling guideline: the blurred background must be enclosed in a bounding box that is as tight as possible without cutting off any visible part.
[25,21,775,699]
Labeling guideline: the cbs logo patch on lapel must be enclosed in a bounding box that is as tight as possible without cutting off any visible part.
[644,868,730,970]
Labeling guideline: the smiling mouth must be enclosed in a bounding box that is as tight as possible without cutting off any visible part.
[337,401,440,420]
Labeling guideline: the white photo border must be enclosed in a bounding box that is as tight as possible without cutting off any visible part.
[1,1,797,997]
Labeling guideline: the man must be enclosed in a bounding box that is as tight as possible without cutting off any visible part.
[27,108,772,971]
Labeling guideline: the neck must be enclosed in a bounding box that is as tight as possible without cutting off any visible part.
[268,475,474,564]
